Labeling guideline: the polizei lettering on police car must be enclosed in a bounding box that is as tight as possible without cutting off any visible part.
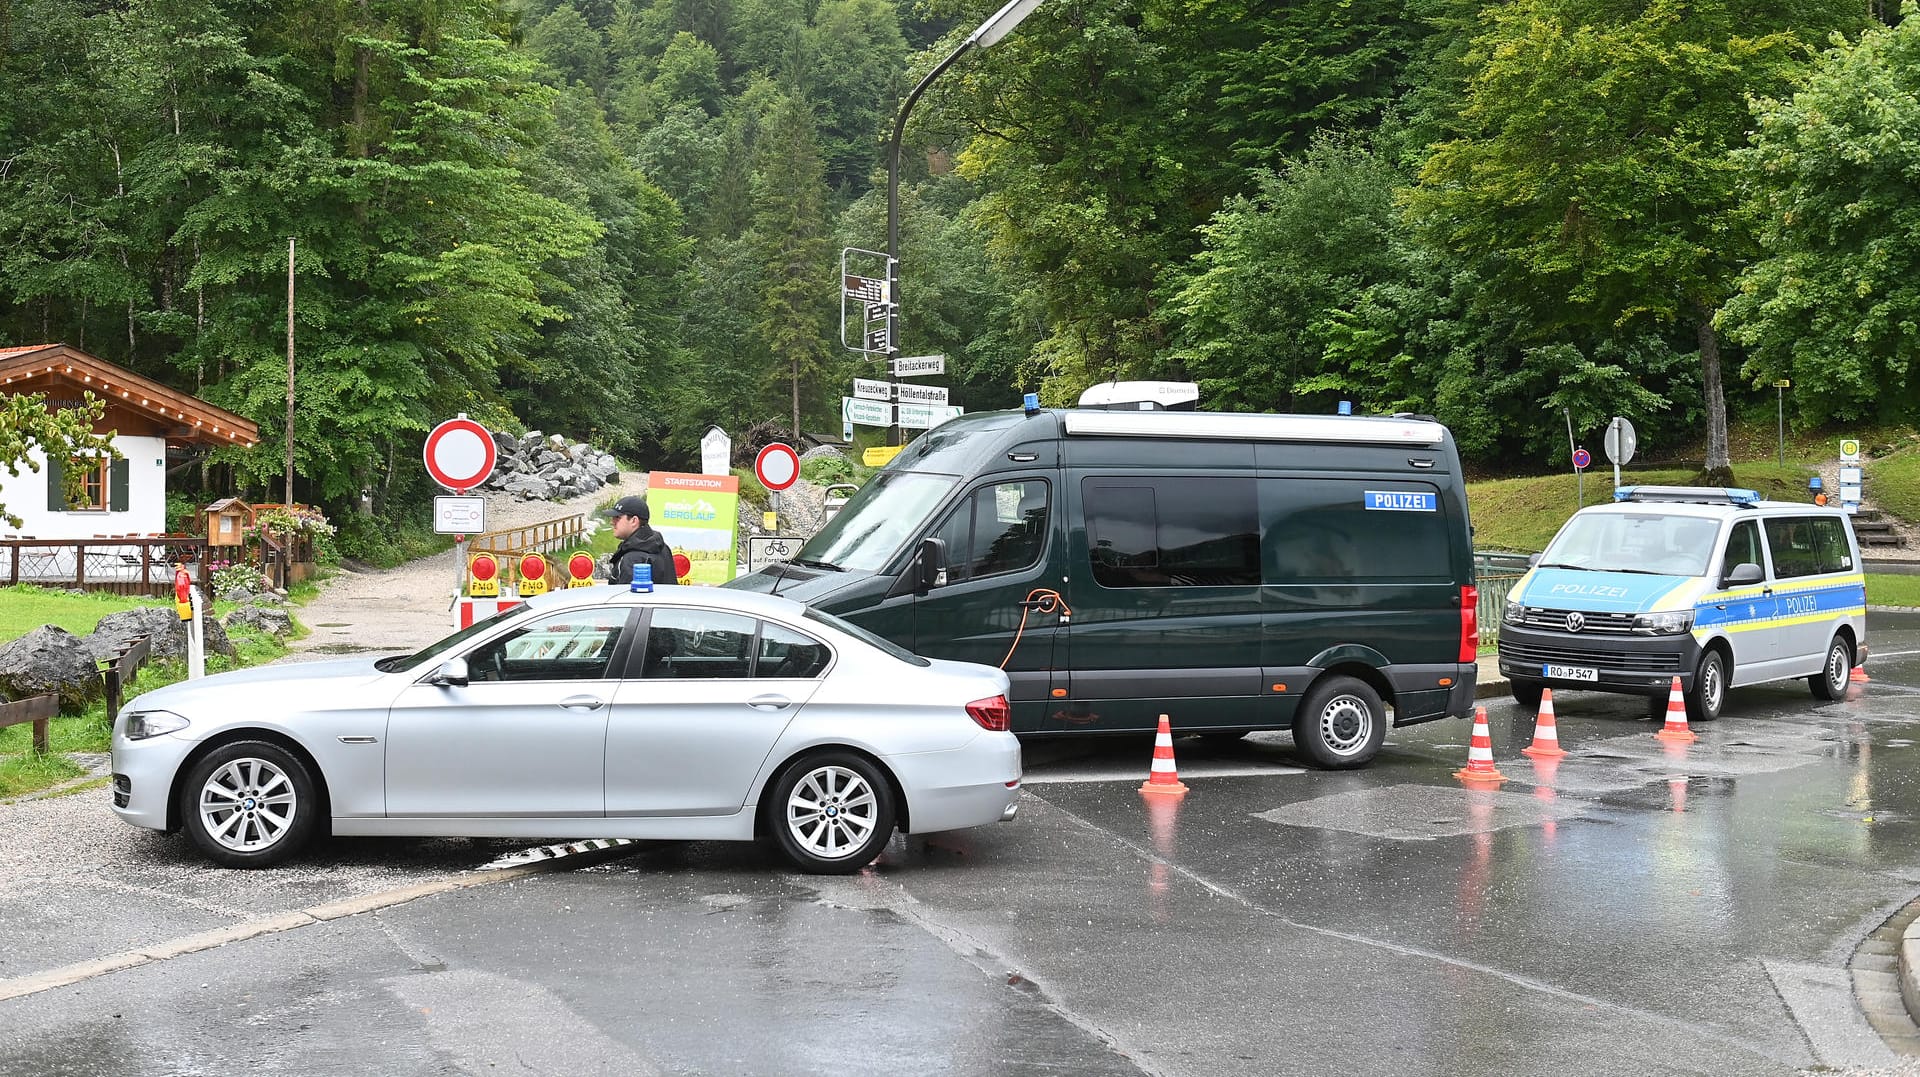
[1545,582,1630,598]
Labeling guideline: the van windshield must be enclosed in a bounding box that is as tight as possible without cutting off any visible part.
[1539,512,1722,577]
[797,471,959,573]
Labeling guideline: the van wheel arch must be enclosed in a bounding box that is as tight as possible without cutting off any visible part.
[166,729,332,836]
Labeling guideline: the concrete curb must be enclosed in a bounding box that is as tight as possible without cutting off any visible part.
[1901,918,1920,1034]
[0,842,643,1004]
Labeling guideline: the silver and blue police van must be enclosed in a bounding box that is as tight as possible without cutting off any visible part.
[1497,486,1867,721]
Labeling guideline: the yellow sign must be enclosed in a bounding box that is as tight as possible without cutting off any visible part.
[1841,439,1861,459]
[516,553,551,597]
[1773,379,1791,388]
[762,511,778,531]
[863,445,902,467]
[467,554,500,597]
[564,549,598,588]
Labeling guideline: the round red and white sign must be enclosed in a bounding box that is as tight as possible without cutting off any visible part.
[755,443,800,492]
[424,417,497,492]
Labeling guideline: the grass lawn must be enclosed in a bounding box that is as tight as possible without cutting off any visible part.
[0,585,298,798]
[1867,574,1920,608]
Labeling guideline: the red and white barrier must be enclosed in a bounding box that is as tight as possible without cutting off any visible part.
[455,597,523,629]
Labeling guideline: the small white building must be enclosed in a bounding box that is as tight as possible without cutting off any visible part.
[1,343,260,541]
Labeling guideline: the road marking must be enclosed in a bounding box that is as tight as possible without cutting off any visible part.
[0,842,644,1004]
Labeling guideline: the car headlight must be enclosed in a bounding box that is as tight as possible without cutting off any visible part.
[126,710,190,740]
[1633,611,1694,635]
[1504,600,1525,625]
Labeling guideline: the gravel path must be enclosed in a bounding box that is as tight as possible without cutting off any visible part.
[282,474,651,660]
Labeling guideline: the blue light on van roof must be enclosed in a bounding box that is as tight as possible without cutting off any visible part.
[1614,486,1763,505]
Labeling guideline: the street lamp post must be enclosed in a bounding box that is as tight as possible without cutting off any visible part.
[884,0,1047,445]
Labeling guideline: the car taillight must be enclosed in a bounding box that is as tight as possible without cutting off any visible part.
[966,695,1010,732]
[1460,584,1479,663]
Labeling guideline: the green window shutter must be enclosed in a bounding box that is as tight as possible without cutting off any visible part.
[46,457,65,511]
[110,458,130,512]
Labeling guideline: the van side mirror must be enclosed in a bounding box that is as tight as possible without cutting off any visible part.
[1527,553,1542,567]
[915,537,948,595]
[1722,562,1763,587]
[432,657,470,686]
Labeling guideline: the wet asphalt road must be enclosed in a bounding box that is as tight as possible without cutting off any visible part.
[9,617,1920,1075]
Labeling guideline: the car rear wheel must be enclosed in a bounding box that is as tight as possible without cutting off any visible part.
[1809,636,1852,701]
[1291,675,1386,769]
[1686,650,1727,723]
[765,751,896,874]
[179,740,317,868]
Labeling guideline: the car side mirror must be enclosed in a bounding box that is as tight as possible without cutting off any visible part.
[915,537,947,595]
[1723,562,1763,587]
[432,657,470,686]
[1527,552,1542,567]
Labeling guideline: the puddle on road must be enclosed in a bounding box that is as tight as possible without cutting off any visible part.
[1256,783,1586,840]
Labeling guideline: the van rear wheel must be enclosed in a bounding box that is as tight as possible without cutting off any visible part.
[1809,635,1851,702]
[1292,676,1386,769]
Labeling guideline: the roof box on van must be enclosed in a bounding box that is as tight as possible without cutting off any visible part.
[1076,380,1199,411]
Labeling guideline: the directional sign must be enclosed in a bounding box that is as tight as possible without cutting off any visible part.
[898,403,963,430]
[423,416,496,492]
[754,443,801,492]
[843,396,892,428]
[852,377,893,401]
[843,275,887,303]
[865,301,891,322]
[896,383,949,406]
[866,325,891,352]
[433,495,487,534]
[863,445,902,467]
[892,354,944,377]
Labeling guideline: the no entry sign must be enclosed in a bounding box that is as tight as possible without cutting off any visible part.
[754,443,800,492]
[424,416,497,492]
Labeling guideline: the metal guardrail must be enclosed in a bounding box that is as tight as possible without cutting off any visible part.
[1474,550,1535,642]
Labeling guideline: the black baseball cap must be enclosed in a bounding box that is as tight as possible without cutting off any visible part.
[605,495,649,521]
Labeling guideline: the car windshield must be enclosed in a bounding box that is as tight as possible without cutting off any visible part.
[1539,512,1721,577]
[376,602,538,672]
[796,471,959,573]
[804,607,930,666]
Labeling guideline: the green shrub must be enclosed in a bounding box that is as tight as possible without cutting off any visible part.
[801,453,870,487]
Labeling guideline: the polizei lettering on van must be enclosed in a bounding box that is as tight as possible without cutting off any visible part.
[1365,491,1436,511]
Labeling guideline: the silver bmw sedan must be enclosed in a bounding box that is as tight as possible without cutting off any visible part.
[109,586,1021,873]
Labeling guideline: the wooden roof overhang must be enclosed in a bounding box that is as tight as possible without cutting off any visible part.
[0,344,260,448]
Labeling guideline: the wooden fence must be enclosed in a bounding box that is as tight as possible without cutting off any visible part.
[0,538,208,597]
[467,514,591,588]
[0,634,151,755]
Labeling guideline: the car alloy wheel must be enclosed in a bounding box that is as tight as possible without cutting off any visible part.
[766,751,897,874]
[179,739,318,868]
[786,764,879,860]
[199,757,298,853]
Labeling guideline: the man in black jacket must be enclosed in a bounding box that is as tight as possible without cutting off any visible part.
[603,495,678,586]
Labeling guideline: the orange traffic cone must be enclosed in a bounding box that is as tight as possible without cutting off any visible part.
[1140,714,1189,795]
[1521,687,1568,759]
[1850,663,1870,686]
[1655,675,1697,743]
[1454,705,1507,785]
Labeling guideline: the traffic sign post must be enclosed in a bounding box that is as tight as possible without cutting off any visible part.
[843,397,892,428]
[1571,447,1588,505]
[892,354,944,377]
[1604,416,1637,492]
[425,414,498,604]
[433,496,486,535]
[1774,379,1791,466]
[755,442,800,532]
[748,535,801,574]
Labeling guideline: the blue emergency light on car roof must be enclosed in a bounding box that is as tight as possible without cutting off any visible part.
[1613,485,1763,506]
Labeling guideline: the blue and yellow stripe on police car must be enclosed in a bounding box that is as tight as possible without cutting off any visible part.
[1693,572,1866,638]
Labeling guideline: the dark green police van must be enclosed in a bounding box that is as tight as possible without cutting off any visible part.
[726,407,1479,768]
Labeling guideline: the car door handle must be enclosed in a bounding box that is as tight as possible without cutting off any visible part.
[559,695,605,712]
[747,694,793,711]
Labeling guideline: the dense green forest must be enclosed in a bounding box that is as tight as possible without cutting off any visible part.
[2,0,1917,540]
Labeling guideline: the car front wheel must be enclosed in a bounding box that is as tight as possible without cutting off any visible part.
[1809,635,1852,701]
[765,751,896,874]
[1686,650,1727,723]
[179,740,318,868]
[1292,675,1387,769]
[1510,679,1545,710]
